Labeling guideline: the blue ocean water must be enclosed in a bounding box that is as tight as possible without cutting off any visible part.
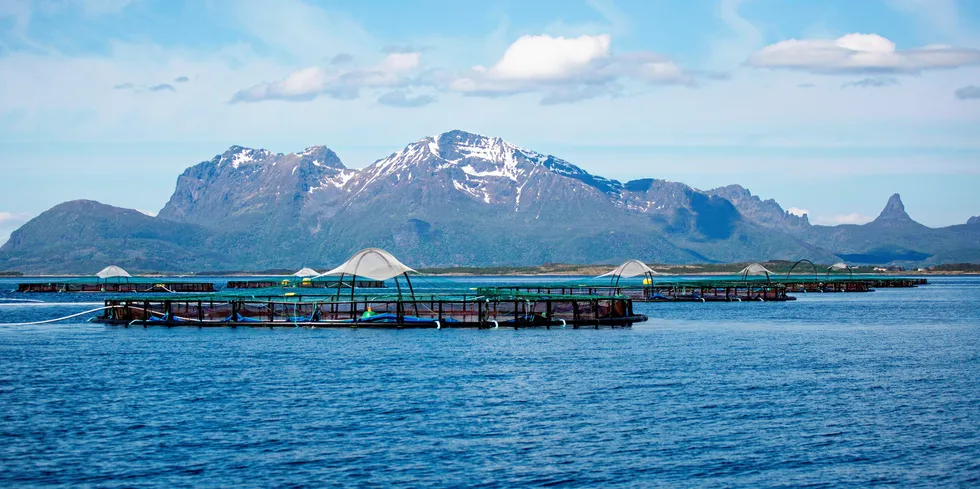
[1,276,978,487]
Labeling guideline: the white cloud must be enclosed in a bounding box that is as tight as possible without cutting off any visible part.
[0,212,31,247]
[747,33,980,74]
[489,34,611,81]
[0,212,29,224]
[812,213,873,225]
[231,52,425,103]
[382,52,421,72]
[449,34,695,104]
[787,207,809,217]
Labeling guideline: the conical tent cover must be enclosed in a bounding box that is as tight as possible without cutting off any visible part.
[738,263,773,277]
[319,248,416,281]
[597,259,661,278]
[293,267,319,277]
[829,262,850,271]
[95,265,131,279]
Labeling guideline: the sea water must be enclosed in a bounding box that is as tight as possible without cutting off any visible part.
[0,277,978,487]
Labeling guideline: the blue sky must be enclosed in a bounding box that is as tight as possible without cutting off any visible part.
[1,0,979,244]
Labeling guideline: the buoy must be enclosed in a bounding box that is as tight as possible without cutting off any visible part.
[360,307,376,320]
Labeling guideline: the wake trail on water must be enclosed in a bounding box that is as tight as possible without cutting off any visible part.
[0,306,111,326]
[0,302,104,307]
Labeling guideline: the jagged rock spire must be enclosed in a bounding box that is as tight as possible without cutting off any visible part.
[874,193,912,222]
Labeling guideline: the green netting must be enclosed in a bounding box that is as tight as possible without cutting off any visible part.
[113,285,629,303]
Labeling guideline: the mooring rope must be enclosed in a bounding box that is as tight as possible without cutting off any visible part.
[0,306,112,326]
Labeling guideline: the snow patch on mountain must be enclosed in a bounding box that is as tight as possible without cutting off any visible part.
[225,147,274,169]
[309,169,359,193]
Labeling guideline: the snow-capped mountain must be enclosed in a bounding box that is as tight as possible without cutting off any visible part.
[4,130,977,272]
[159,144,354,227]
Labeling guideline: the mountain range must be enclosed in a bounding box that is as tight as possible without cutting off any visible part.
[2,130,978,273]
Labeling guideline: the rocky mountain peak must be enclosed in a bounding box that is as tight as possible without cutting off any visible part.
[968,215,980,225]
[706,184,809,230]
[365,130,622,195]
[294,145,345,169]
[435,130,516,161]
[218,145,276,170]
[875,193,912,222]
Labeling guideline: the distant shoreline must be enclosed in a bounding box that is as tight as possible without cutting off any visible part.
[3,270,978,278]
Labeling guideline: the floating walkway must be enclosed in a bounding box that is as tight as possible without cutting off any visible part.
[17,281,215,293]
[780,277,926,293]
[226,278,385,289]
[484,282,795,302]
[94,289,647,328]
[16,265,214,294]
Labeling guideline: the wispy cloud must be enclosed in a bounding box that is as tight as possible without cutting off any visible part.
[231,52,424,103]
[812,213,873,225]
[747,33,980,74]
[842,77,900,88]
[585,0,631,35]
[174,76,189,83]
[382,44,429,54]
[787,207,809,217]
[706,0,763,69]
[329,53,354,66]
[954,85,980,100]
[114,81,178,92]
[377,90,435,108]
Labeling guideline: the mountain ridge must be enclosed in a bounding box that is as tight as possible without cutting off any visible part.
[2,130,978,273]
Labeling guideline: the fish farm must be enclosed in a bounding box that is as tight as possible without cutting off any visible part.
[226,278,385,289]
[484,282,796,302]
[6,252,936,329]
[16,280,215,293]
[15,265,214,293]
[95,289,646,328]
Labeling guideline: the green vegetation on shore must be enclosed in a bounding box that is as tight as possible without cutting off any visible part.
[931,263,980,272]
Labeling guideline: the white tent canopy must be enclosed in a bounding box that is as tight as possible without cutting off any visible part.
[293,267,319,277]
[828,262,850,271]
[597,259,662,279]
[318,248,416,281]
[738,263,773,277]
[95,265,131,279]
